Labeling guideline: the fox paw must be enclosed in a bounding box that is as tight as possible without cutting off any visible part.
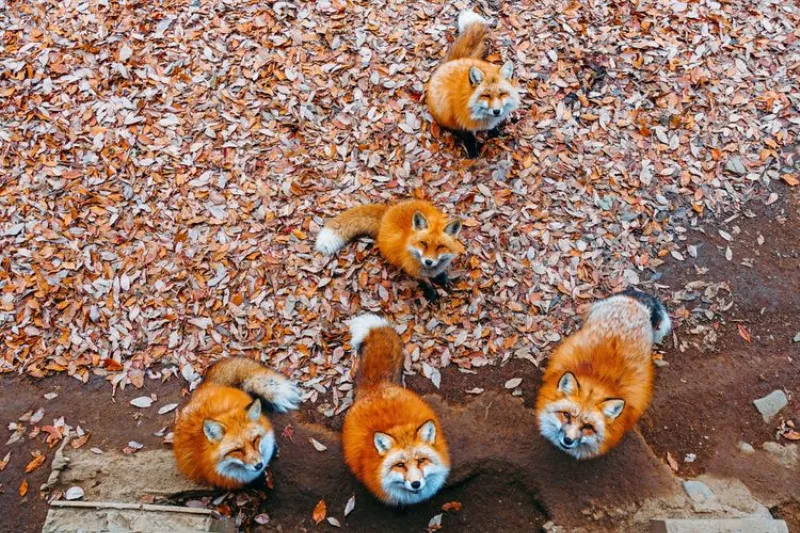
[420,283,440,303]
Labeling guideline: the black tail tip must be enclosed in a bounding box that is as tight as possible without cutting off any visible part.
[620,288,671,341]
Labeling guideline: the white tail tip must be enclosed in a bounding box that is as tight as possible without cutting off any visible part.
[457,9,488,33]
[653,313,672,344]
[348,314,391,350]
[315,227,345,256]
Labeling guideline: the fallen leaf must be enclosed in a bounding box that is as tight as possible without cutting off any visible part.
[465,387,484,395]
[157,403,179,415]
[24,451,46,473]
[43,393,58,400]
[666,452,679,472]
[428,513,443,530]
[782,430,800,441]
[71,433,91,449]
[19,479,28,497]
[737,324,752,343]
[29,408,45,424]
[781,174,799,186]
[313,499,327,524]
[254,513,270,525]
[344,495,355,517]
[130,397,153,408]
[327,517,341,527]
[65,486,84,500]
[309,438,327,452]
[504,378,522,389]
[0,451,11,471]
[442,501,462,512]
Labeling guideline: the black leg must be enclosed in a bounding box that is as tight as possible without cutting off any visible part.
[431,272,451,290]
[453,130,480,158]
[487,123,504,139]
[420,281,439,303]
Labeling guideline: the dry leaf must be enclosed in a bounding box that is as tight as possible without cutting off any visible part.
[327,517,341,527]
[19,479,28,497]
[442,501,462,512]
[344,495,355,517]
[130,397,153,408]
[0,451,11,472]
[65,486,84,500]
[737,324,752,343]
[504,378,522,389]
[309,438,327,452]
[24,451,46,473]
[666,452,679,472]
[157,403,179,415]
[254,513,270,525]
[71,433,91,449]
[312,499,327,524]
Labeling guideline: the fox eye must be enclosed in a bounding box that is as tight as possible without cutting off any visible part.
[561,412,572,422]
[419,241,428,247]
[418,458,428,466]
[394,462,405,469]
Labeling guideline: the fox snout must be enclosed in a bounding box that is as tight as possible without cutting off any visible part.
[422,257,438,268]
[492,108,502,116]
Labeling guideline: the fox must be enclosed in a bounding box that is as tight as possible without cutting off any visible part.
[427,9,521,158]
[535,288,672,460]
[342,314,450,506]
[172,357,301,489]
[315,199,464,302]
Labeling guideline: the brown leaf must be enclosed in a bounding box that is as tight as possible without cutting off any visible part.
[312,499,327,524]
[666,452,679,472]
[782,430,800,441]
[781,174,799,186]
[19,479,29,497]
[24,451,46,473]
[0,451,10,471]
[71,433,91,449]
[737,324,752,343]
[442,501,462,512]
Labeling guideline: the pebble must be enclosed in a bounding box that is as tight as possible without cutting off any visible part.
[738,441,755,455]
[753,390,788,422]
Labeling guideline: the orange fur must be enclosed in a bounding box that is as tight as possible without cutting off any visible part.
[535,295,665,459]
[316,199,464,285]
[173,357,299,488]
[342,317,450,505]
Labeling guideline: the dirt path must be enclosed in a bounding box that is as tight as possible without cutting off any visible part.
[0,190,797,532]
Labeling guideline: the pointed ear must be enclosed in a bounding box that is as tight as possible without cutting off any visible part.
[417,420,436,444]
[373,432,395,456]
[412,211,429,231]
[443,220,462,237]
[557,372,579,395]
[203,420,225,442]
[500,61,514,79]
[469,66,484,85]
[602,399,625,420]
[246,399,262,422]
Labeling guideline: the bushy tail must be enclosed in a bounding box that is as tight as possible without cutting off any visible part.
[315,204,389,256]
[444,9,489,62]
[203,357,301,412]
[349,314,404,394]
[621,288,672,344]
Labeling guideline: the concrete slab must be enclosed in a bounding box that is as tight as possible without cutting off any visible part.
[42,502,231,533]
[650,518,789,533]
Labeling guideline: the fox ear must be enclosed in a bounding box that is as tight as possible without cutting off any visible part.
[602,399,625,420]
[373,432,395,455]
[417,420,437,444]
[469,66,484,85]
[412,211,429,231]
[246,399,262,421]
[444,220,462,237]
[500,61,514,79]
[557,372,579,395]
[203,420,225,442]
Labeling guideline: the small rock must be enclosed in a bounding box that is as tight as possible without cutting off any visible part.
[724,157,747,176]
[738,441,755,455]
[683,480,722,512]
[793,332,800,343]
[684,453,697,463]
[762,442,798,467]
[753,390,788,422]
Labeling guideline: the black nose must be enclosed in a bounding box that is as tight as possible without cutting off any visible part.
[411,481,421,489]
[424,259,434,266]
[493,109,501,116]
[254,462,264,470]
[562,436,574,446]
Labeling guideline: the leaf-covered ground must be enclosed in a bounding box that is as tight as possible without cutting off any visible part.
[1,0,798,413]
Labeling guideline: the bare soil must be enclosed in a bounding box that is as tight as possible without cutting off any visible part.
[0,188,797,533]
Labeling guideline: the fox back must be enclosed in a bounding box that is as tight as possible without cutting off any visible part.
[173,385,276,489]
[376,200,464,279]
[536,292,670,459]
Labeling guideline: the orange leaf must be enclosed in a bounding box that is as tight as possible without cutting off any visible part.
[24,452,46,473]
[19,479,29,497]
[312,499,327,524]
[442,501,462,512]
[781,174,799,186]
[737,324,752,343]
[666,452,678,472]
[783,430,800,441]
[0,451,10,471]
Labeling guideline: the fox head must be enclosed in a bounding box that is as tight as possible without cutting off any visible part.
[467,61,520,122]
[373,420,450,505]
[408,211,464,274]
[537,372,625,460]
[203,399,276,481]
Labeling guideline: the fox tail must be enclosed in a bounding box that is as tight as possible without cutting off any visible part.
[348,314,404,394]
[203,357,301,412]
[444,9,489,62]
[315,204,389,256]
[620,288,672,344]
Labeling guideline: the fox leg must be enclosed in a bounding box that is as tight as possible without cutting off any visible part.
[453,130,480,158]
[419,280,440,303]
[431,272,451,290]
[487,123,504,139]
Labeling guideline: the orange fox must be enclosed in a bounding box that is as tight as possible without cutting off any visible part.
[315,199,464,302]
[535,289,671,459]
[342,314,450,506]
[173,357,300,489]
[427,9,520,157]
